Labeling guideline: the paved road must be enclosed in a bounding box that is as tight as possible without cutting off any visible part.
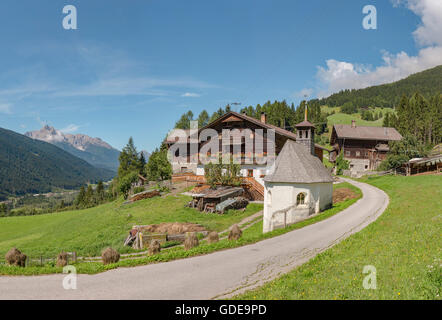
[0,178,389,300]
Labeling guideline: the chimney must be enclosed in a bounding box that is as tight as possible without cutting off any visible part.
[260,112,267,124]
[351,120,356,128]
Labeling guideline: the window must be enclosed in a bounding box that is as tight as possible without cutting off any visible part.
[305,130,308,139]
[247,169,254,177]
[296,193,306,206]
[345,150,351,156]
[299,131,303,138]
[267,190,272,206]
[356,151,360,157]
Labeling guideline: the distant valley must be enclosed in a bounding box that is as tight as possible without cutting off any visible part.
[0,127,115,201]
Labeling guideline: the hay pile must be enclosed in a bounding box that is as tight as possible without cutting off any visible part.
[56,251,68,267]
[184,232,199,250]
[136,222,206,235]
[207,231,219,244]
[5,248,27,267]
[148,240,161,256]
[101,247,120,265]
[228,224,242,241]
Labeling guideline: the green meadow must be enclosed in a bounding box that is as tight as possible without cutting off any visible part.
[0,183,360,275]
[235,175,441,300]
[0,193,262,258]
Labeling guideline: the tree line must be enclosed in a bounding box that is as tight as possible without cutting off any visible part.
[318,65,442,109]
[174,99,329,138]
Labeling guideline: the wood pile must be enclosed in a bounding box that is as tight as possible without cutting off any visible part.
[129,190,161,202]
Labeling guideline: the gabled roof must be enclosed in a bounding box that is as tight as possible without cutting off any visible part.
[202,111,299,140]
[200,111,330,150]
[331,124,402,142]
[264,140,334,184]
[295,120,315,128]
[164,111,332,152]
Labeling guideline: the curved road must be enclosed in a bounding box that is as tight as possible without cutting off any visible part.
[0,178,388,300]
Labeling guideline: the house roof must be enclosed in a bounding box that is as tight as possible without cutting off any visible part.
[264,140,334,184]
[332,124,402,141]
[295,120,315,128]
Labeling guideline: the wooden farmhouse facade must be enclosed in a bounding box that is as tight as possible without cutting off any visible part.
[165,111,330,187]
[329,120,402,174]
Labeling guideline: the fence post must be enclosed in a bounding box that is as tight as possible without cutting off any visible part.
[40,255,43,267]
[72,251,77,264]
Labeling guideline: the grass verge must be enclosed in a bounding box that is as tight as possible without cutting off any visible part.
[234,175,441,300]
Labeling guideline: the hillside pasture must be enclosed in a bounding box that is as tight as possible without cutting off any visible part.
[235,175,441,300]
[0,194,262,258]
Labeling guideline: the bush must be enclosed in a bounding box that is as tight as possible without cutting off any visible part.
[336,152,350,175]
[133,186,145,194]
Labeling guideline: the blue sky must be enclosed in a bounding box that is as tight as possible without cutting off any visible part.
[0,0,440,152]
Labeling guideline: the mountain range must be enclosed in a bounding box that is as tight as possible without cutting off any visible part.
[318,65,442,108]
[25,126,121,171]
[0,127,115,201]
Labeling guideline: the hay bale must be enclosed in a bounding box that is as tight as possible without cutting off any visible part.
[101,247,120,265]
[207,231,219,244]
[56,251,68,267]
[184,232,199,250]
[5,248,27,267]
[228,224,242,241]
[148,240,161,255]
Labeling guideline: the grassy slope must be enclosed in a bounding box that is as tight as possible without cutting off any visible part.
[0,183,360,275]
[235,175,441,300]
[0,194,262,258]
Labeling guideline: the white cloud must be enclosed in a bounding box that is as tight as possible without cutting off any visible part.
[401,0,442,46]
[0,103,12,114]
[60,124,80,133]
[181,92,201,97]
[316,0,442,97]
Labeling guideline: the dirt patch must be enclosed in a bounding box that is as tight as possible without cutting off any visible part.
[136,222,207,235]
[192,184,211,194]
[333,188,358,204]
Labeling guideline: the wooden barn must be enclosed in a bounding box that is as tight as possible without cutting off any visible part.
[329,120,402,174]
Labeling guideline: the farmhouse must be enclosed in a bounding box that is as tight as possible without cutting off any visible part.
[329,120,402,175]
[263,139,334,233]
[165,111,331,187]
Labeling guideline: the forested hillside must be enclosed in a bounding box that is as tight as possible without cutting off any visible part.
[319,65,442,108]
[0,128,115,200]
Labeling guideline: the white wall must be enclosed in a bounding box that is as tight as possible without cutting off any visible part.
[263,181,333,233]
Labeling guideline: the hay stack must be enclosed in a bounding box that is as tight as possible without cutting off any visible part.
[228,224,242,241]
[148,240,161,256]
[101,247,120,265]
[207,231,219,244]
[5,248,27,267]
[56,251,68,267]
[184,232,199,250]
